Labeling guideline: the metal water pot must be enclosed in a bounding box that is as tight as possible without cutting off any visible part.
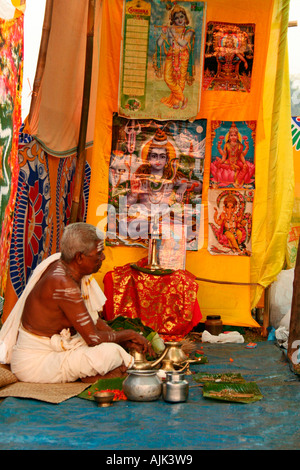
[122,370,162,402]
[162,371,189,403]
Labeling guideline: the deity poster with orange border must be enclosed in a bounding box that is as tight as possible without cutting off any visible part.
[106,114,206,251]
[118,0,207,120]
[208,189,253,256]
[203,21,255,92]
[210,120,256,190]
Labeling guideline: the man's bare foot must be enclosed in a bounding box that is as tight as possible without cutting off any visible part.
[81,365,128,383]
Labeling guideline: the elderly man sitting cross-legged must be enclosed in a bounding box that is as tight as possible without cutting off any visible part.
[0,223,154,383]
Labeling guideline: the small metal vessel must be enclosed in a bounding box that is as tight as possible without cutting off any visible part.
[163,341,189,364]
[160,359,176,371]
[162,371,189,403]
[129,347,169,370]
[93,391,115,407]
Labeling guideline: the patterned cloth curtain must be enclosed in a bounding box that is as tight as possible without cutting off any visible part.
[0,14,24,298]
[1,127,91,322]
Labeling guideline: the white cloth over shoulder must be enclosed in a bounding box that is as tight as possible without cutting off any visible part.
[0,252,107,364]
[202,330,244,344]
[81,276,107,323]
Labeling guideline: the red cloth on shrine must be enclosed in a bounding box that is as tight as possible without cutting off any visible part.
[102,259,202,337]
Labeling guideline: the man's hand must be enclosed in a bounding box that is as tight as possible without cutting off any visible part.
[94,323,156,356]
[118,330,155,356]
[128,333,156,356]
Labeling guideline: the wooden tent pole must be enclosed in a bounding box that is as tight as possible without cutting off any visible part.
[70,0,95,223]
[287,241,300,375]
[262,285,271,338]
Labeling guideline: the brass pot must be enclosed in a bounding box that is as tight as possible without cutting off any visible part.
[160,359,176,371]
[163,341,188,364]
[129,347,169,370]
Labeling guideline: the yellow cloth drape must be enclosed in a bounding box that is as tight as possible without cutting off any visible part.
[87,0,294,327]
[250,0,294,306]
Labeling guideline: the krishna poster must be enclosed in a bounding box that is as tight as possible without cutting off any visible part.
[118,0,206,121]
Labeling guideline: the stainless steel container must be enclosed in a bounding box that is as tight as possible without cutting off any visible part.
[122,370,162,402]
[162,371,189,403]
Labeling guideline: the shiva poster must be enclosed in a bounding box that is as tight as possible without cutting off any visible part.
[118,0,207,121]
[208,189,253,256]
[203,22,255,92]
[210,120,256,189]
[106,114,207,251]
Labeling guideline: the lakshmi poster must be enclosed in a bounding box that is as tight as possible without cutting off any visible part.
[118,0,206,121]
[208,189,253,256]
[106,114,206,251]
[210,120,256,189]
[203,21,255,92]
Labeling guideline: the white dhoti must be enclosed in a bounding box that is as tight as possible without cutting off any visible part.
[11,326,134,383]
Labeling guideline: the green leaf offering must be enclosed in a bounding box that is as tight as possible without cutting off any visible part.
[193,372,246,384]
[202,381,263,403]
[78,377,125,401]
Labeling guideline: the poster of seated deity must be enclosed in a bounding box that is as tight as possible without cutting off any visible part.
[210,120,256,189]
[208,189,253,256]
[118,0,206,121]
[203,22,255,92]
[106,114,206,251]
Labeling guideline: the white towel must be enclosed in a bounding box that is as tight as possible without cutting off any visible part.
[202,330,244,343]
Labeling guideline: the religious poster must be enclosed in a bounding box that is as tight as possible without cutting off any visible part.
[210,120,256,189]
[118,0,207,120]
[106,114,206,251]
[208,189,253,256]
[203,21,255,92]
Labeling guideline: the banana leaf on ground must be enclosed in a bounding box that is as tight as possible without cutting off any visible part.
[202,381,263,403]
